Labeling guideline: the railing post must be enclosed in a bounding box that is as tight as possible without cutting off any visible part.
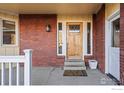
[23,49,32,85]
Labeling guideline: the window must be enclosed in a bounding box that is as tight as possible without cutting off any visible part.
[58,22,63,54]
[112,18,120,47]
[87,22,91,54]
[3,20,16,44]
[58,23,62,30]
[69,25,80,32]
[0,19,17,46]
[58,32,62,54]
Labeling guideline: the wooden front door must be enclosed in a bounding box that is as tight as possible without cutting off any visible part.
[66,22,83,60]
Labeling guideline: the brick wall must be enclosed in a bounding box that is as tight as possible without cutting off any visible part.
[84,5,105,72]
[92,5,105,73]
[120,4,124,84]
[84,56,94,66]
[19,14,64,67]
[84,15,97,65]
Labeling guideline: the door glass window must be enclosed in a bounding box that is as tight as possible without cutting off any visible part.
[87,22,91,54]
[58,32,62,54]
[58,23,62,31]
[58,22,63,54]
[112,18,120,47]
[69,25,80,32]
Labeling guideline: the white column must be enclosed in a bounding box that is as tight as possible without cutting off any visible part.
[23,49,32,85]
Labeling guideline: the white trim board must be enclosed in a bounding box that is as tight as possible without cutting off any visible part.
[105,10,120,74]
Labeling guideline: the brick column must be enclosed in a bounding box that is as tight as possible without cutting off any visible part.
[120,4,124,85]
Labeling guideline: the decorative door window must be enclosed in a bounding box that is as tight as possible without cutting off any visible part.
[68,25,80,32]
[58,22,63,54]
[87,22,91,54]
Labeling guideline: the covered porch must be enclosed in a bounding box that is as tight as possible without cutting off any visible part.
[0,3,123,85]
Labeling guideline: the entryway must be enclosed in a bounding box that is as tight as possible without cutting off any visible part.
[64,22,86,70]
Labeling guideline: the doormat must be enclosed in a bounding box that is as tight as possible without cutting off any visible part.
[63,70,87,76]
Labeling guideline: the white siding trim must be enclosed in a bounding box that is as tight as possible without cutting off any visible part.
[83,21,87,57]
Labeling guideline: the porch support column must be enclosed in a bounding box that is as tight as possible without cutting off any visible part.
[120,4,124,85]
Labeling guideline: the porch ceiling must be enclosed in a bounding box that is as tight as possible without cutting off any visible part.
[0,3,102,15]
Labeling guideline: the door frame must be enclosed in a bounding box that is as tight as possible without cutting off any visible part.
[66,22,83,60]
[105,10,120,80]
[57,20,93,60]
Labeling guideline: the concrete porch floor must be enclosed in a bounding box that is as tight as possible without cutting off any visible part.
[0,67,117,85]
[31,67,117,85]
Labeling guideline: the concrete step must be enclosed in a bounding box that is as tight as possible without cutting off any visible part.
[64,59,86,70]
[64,62,85,66]
[64,66,86,70]
[65,59,83,62]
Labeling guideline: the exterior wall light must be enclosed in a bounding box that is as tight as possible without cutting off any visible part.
[46,24,51,32]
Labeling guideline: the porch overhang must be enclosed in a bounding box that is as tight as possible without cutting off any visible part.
[0,3,102,15]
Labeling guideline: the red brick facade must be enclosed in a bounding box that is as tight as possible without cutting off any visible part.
[95,5,105,73]
[19,14,64,67]
[19,11,105,69]
[84,56,94,65]
[93,5,105,73]
[120,4,124,84]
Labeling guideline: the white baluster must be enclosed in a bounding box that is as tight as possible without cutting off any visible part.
[9,63,13,85]
[16,63,20,85]
[1,63,5,85]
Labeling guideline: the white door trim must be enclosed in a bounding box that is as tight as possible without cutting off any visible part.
[57,20,93,60]
[105,10,120,80]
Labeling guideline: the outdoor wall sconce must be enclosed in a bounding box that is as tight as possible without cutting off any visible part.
[46,24,51,32]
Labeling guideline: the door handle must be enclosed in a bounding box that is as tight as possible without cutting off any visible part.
[59,43,63,45]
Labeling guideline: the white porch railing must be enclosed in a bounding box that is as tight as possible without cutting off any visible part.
[0,49,32,86]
